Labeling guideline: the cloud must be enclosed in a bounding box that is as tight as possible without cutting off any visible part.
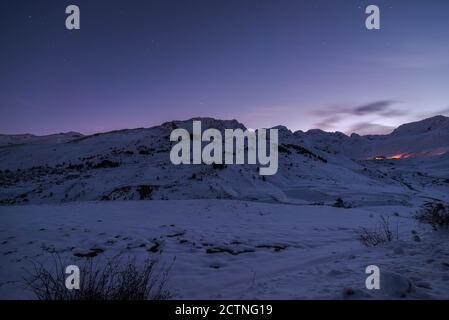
[380,109,408,117]
[346,122,395,136]
[352,100,396,116]
[312,100,409,134]
[314,100,402,118]
[313,115,342,130]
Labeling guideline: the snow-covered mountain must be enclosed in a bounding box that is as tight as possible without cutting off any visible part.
[0,116,448,206]
[1,116,449,300]
[306,115,449,160]
[0,132,83,147]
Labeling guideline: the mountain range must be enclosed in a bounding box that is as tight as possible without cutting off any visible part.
[0,115,448,206]
[1,115,449,300]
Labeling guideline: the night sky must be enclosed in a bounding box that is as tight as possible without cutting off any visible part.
[1,0,449,135]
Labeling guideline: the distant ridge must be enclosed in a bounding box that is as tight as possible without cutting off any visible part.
[0,116,448,160]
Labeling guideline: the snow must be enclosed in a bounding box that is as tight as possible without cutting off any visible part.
[0,132,83,147]
[1,200,448,299]
[0,116,449,299]
[300,115,449,160]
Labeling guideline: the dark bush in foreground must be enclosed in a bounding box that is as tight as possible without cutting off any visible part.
[24,255,172,300]
[359,215,395,247]
[416,202,449,230]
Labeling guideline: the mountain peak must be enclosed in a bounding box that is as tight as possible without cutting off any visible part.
[160,117,246,132]
[391,115,449,136]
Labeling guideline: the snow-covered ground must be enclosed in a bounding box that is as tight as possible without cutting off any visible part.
[1,200,449,299]
[0,116,448,299]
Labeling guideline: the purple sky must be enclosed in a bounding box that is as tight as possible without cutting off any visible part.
[1,0,449,136]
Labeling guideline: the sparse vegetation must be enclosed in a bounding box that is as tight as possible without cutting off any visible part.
[101,185,158,201]
[416,202,449,230]
[138,146,153,155]
[359,215,395,247]
[278,145,291,154]
[212,163,226,170]
[137,185,154,200]
[93,160,120,169]
[24,254,172,300]
[333,198,352,208]
[283,144,327,163]
[67,163,84,170]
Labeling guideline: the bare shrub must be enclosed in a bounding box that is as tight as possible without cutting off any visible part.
[416,202,449,230]
[333,198,352,208]
[24,254,173,300]
[359,215,395,247]
[93,159,120,169]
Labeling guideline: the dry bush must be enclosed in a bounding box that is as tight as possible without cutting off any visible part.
[416,202,449,230]
[24,254,172,300]
[359,215,395,247]
[333,198,352,208]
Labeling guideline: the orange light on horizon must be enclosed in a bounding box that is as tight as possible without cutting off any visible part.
[387,153,412,159]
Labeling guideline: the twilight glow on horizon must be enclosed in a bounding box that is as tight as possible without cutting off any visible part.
[1,0,449,136]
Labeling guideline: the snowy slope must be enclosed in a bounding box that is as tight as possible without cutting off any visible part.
[1,200,448,299]
[0,117,448,207]
[302,116,449,160]
[0,116,449,300]
[0,132,83,147]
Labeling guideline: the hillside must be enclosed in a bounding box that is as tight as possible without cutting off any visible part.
[0,116,448,207]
